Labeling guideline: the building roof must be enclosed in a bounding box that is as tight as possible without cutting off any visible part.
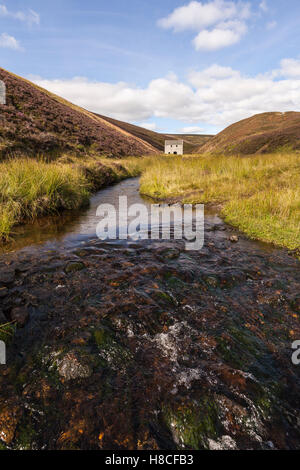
[165,140,184,145]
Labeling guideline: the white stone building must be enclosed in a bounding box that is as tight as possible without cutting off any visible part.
[165,140,183,155]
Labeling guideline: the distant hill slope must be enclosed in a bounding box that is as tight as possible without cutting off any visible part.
[200,112,300,155]
[96,114,167,151]
[98,114,213,153]
[0,68,157,160]
[166,134,213,153]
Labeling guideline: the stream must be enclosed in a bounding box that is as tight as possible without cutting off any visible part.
[1,177,223,255]
[0,178,300,450]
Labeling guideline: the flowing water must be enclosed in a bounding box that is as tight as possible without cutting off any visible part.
[0,177,299,450]
[1,178,222,255]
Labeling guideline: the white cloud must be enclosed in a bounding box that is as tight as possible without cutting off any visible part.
[189,64,240,84]
[0,32,21,50]
[158,0,250,32]
[193,20,247,50]
[180,126,205,133]
[158,0,252,51]
[278,58,300,78]
[31,74,200,123]
[259,1,268,12]
[31,58,300,133]
[0,4,40,26]
[137,122,157,131]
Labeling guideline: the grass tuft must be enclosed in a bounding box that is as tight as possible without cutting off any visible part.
[139,153,300,250]
[0,156,146,241]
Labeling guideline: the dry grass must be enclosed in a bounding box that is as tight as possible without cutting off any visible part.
[139,153,300,250]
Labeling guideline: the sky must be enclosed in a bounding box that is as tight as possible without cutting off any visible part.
[1,0,300,134]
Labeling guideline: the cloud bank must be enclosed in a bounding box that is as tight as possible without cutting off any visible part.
[179,126,205,134]
[32,58,300,132]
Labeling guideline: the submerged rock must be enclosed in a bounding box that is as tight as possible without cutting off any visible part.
[10,307,29,327]
[208,435,238,450]
[0,403,22,445]
[64,262,85,274]
[57,351,92,381]
[0,270,15,286]
[0,222,300,450]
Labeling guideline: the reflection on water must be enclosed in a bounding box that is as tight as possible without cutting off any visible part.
[1,178,222,255]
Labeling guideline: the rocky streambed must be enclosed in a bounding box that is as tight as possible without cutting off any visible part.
[0,179,300,450]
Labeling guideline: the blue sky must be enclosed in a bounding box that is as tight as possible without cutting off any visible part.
[1,0,300,133]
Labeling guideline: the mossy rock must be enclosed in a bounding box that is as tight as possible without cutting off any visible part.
[163,397,221,450]
[164,275,186,289]
[153,290,177,305]
[64,262,85,274]
[216,324,279,382]
[94,328,112,348]
[94,328,132,370]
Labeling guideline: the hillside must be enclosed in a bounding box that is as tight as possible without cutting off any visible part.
[201,112,300,155]
[98,114,213,153]
[0,68,157,160]
[167,133,213,153]
[96,114,167,151]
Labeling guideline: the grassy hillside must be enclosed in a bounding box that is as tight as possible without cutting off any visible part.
[98,114,213,153]
[201,112,300,155]
[140,153,300,252]
[0,68,157,160]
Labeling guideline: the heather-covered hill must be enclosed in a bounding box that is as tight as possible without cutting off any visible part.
[201,112,300,155]
[98,114,213,153]
[96,114,168,151]
[0,68,157,160]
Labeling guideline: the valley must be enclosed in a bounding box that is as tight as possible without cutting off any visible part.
[0,67,299,452]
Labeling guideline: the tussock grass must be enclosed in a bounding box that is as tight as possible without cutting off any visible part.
[0,156,140,240]
[0,159,90,239]
[139,153,300,250]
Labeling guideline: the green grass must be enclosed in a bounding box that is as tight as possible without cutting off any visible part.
[139,153,300,250]
[0,156,146,241]
[0,322,16,342]
[1,152,299,251]
[0,158,90,239]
